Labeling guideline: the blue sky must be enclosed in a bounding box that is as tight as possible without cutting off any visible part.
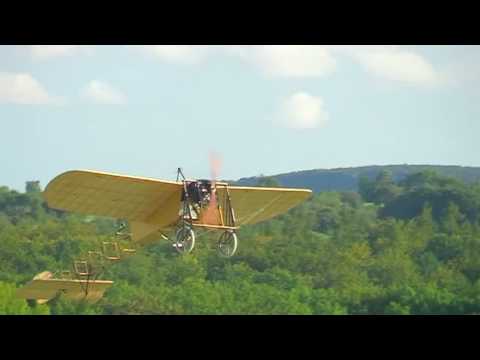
[0,45,479,191]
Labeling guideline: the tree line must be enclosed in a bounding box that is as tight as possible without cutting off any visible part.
[1,170,480,314]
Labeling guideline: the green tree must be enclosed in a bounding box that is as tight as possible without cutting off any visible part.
[372,170,402,205]
[358,176,375,202]
[25,181,42,194]
[0,282,49,315]
[257,176,281,187]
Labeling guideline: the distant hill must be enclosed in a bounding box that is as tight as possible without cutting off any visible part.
[235,165,480,193]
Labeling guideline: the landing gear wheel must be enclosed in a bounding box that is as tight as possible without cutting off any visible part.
[217,231,238,258]
[175,227,195,254]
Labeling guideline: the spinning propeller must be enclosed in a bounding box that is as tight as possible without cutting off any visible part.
[202,151,223,224]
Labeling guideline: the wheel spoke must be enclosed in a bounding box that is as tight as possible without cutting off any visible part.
[175,227,195,254]
[217,231,237,257]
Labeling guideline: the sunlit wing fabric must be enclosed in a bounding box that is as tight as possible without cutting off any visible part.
[218,186,312,225]
[129,221,164,244]
[16,278,113,303]
[43,170,183,228]
[44,170,311,243]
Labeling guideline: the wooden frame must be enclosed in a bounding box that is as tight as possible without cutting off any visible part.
[180,180,238,231]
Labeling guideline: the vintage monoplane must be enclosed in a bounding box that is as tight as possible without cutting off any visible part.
[17,167,311,304]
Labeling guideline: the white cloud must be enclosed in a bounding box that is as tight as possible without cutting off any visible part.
[358,50,438,85]
[230,45,337,78]
[82,80,127,104]
[332,46,439,86]
[130,45,336,77]
[30,45,93,59]
[230,45,439,85]
[281,92,329,129]
[128,45,440,85]
[0,72,60,104]
[131,45,212,64]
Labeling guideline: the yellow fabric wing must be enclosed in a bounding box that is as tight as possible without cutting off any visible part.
[219,186,312,225]
[16,278,113,303]
[43,170,311,242]
[43,170,183,228]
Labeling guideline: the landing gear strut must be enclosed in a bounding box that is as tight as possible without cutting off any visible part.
[174,167,239,257]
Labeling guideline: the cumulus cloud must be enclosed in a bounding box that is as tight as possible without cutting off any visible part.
[82,80,126,104]
[331,45,439,86]
[131,45,212,64]
[0,72,60,104]
[30,45,93,59]
[130,45,336,76]
[357,50,438,85]
[132,45,438,85]
[125,45,442,85]
[281,92,329,129]
[228,45,337,78]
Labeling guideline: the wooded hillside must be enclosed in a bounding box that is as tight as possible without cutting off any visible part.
[1,169,480,314]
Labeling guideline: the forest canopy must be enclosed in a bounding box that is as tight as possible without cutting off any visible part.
[1,170,480,315]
